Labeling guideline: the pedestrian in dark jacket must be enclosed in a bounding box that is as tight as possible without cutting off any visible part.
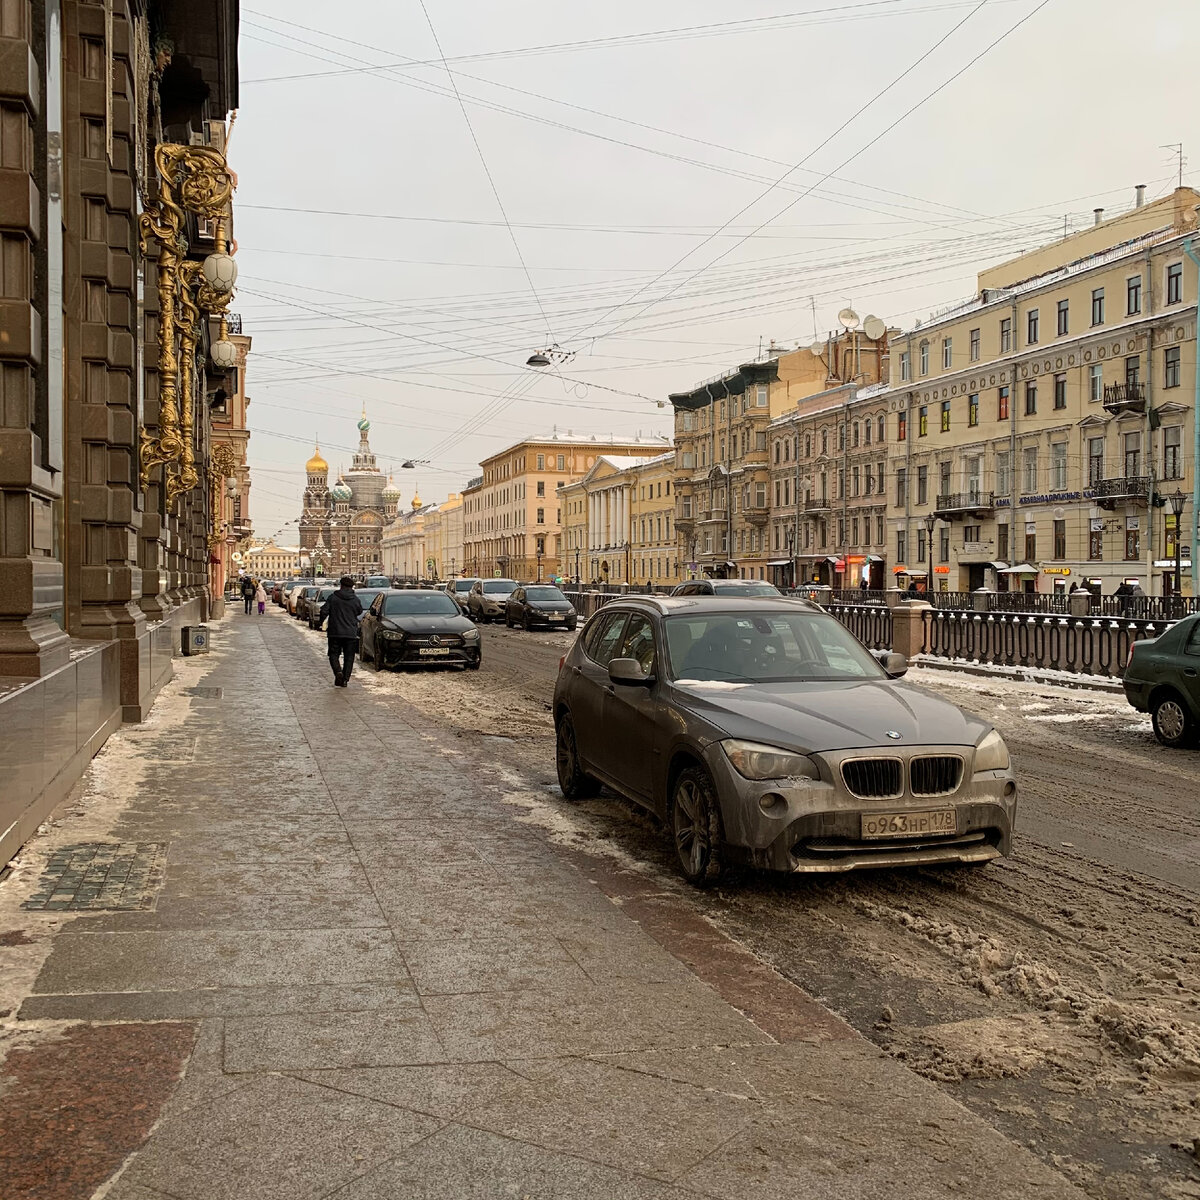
[319,576,363,687]
[240,575,255,615]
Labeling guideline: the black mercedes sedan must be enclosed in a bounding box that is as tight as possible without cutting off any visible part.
[359,589,482,671]
[505,585,577,631]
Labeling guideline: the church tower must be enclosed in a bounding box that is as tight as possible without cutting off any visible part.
[300,442,330,553]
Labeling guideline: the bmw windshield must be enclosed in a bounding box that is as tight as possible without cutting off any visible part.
[664,611,885,684]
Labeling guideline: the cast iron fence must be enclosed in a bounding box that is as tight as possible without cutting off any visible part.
[826,602,893,651]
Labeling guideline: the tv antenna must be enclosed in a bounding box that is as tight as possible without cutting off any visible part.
[1162,143,1186,189]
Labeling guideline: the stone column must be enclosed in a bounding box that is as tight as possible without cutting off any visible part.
[891,601,931,659]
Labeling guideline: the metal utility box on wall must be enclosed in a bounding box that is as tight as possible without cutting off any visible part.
[181,626,210,656]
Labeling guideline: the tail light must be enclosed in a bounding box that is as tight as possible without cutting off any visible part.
[558,655,566,671]
[1126,642,1137,668]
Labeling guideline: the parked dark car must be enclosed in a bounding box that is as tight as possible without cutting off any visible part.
[468,578,519,622]
[671,579,782,598]
[553,596,1016,886]
[444,577,479,613]
[294,585,323,622]
[505,585,577,631]
[307,586,337,628]
[360,589,482,671]
[364,575,391,589]
[1123,612,1200,747]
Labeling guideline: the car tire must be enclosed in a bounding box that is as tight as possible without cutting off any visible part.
[523,612,532,632]
[1152,690,1196,748]
[671,765,727,888]
[505,611,513,628]
[555,712,601,800]
[566,621,577,632]
[467,656,481,671]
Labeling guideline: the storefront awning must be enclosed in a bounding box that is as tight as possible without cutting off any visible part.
[865,555,884,563]
[767,559,792,566]
[999,562,1037,574]
[988,561,1008,570]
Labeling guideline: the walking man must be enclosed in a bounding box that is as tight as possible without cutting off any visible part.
[240,574,255,615]
[319,575,363,687]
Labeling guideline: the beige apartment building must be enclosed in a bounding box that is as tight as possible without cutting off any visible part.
[461,434,671,580]
[672,330,890,581]
[380,489,434,580]
[886,186,1198,596]
[424,492,464,579]
[768,381,891,589]
[244,539,299,580]
[560,452,676,584]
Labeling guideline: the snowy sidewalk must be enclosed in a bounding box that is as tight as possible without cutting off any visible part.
[0,610,1083,1200]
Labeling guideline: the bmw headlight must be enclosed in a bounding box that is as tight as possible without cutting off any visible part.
[722,739,819,781]
[461,627,480,641]
[974,728,1010,772]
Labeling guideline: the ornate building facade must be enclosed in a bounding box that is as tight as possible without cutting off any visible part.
[299,414,399,577]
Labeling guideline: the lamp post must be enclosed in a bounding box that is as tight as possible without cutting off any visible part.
[924,513,936,596]
[536,549,543,582]
[784,526,796,591]
[1169,487,1186,607]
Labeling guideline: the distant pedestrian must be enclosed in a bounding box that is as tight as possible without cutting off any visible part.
[255,581,267,615]
[240,575,255,615]
[906,578,920,597]
[858,576,869,591]
[320,575,363,687]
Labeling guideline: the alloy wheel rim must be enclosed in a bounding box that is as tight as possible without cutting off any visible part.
[557,723,576,780]
[674,780,705,874]
[1159,701,1185,741]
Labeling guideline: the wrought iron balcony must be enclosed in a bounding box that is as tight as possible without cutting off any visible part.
[1092,475,1151,508]
[934,490,995,519]
[1102,382,1145,414]
[805,497,832,512]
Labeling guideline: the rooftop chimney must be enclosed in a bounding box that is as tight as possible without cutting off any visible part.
[1093,208,1104,226]
[1135,184,1146,208]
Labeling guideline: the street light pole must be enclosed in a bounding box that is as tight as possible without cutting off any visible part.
[924,513,936,596]
[1169,488,1185,607]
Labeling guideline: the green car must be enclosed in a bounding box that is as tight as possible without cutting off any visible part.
[1123,613,1200,747]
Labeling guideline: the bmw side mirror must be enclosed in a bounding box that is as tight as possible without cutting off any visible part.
[872,650,908,678]
[608,657,655,687]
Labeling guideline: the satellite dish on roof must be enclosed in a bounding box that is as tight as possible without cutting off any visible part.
[809,340,825,356]
[838,307,860,331]
[863,315,886,340]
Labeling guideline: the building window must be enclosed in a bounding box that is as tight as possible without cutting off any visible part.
[1126,275,1141,315]
[917,465,928,506]
[876,515,885,544]
[1125,355,1140,388]
[1125,517,1140,560]
[821,430,828,455]
[1053,373,1067,410]
[1026,309,1039,346]
[968,393,979,426]
[900,351,911,381]
[852,422,859,448]
[1025,527,1037,563]
[1089,521,1103,560]
[942,338,953,369]
[897,412,907,441]
[1000,317,1012,353]
[964,524,981,542]
[536,507,545,524]
[997,523,1009,561]
[877,415,885,443]
[863,419,872,446]
[998,386,1009,420]
[1088,437,1105,485]
[536,480,545,497]
[1091,288,1105,326]
[941,400,951,432]
[1057,298,1069,336]
[918,406,928,437]
[1164,426,1182,479]
[1164,345,1181,388]
[939,527,950,563]
[851,466,860,496]
[1167,262,1183,305]
[536,454,545,470]
[805,434,812,457]
[996,450,1011,495]
[896,468,907,506]
[1024,382,1037,416]
[919,342,929,375]
[1051,442,1067,491]
[917,529,927,563]
[897,531,907,563]
[969,328,980,361]
[1123,431,1141,477]
[1022,447,1038,493]
[1089,364,1103,402]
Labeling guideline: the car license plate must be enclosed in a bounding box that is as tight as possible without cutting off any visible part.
[861,810,956,839]
[418,647,450,657]
[549,614,563,621]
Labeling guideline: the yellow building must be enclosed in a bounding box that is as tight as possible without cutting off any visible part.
[421,492,464,579]
[245,538,299,580]
[559,452,676,584]
[886,186,1198,596]
[672,330,890,580]
[461,433,671,580]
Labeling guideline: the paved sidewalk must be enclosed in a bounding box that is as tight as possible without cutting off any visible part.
[1,611,1083,1200]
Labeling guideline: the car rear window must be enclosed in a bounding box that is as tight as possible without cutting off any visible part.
[452,580,475,593]
[384,593,459,616]
[713,582,781,596]
[483,580,517,593]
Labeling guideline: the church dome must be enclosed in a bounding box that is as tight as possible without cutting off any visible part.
[381,475,402,502]
[330,478,352,502]
[357,414,370,433]
[411,490,422,510]
[306,443,328,473]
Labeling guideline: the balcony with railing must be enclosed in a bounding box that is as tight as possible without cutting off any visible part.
[805,496,832,513]
[1092,475,1151,508]
[1102,382,1145,415]
[934,490,994,519]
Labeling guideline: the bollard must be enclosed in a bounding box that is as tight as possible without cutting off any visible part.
[972,587,993,613]
[890,601,931,658]
[1069,592,1090,617]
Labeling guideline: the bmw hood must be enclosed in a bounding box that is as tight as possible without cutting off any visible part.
[669,679,989,753]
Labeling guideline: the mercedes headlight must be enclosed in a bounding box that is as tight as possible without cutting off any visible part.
[974,728,1010,772]
[461,627,480,641]
[722,739,819,781]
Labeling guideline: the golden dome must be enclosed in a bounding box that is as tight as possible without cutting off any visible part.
[305,442,328,474]
[411,491,422,509]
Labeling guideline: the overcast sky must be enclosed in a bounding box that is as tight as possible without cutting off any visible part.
[231,0,1197,543]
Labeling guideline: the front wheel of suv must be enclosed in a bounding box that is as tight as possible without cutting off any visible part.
[555,713,601,800]
[671,765,727,888]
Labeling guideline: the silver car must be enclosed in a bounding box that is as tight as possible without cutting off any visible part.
[553,596,1016,885]
[468,578,519,623]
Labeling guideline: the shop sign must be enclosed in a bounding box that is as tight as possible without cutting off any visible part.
[1042,567,1071,576]
[934,565,950,574]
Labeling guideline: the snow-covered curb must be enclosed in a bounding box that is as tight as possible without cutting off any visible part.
[909,655,1125,693]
